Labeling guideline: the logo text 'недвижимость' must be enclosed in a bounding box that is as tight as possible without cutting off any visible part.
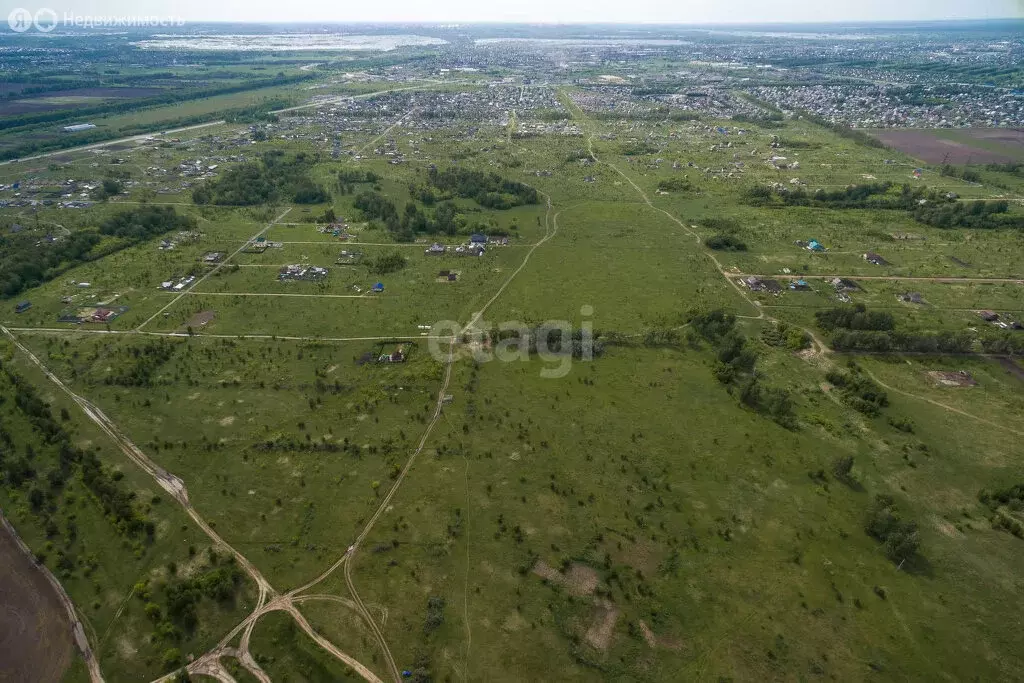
[8,8,184,32]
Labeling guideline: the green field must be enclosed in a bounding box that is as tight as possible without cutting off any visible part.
[1,71,1023,683]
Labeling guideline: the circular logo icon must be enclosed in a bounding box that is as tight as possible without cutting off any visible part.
[33,8,57,32]
[8,7,33,32]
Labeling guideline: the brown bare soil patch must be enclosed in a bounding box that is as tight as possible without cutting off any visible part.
[531,560,599,596]
[638,619,658,648]
[185,310,216,329]
[637,619,685,651]
[870,128,1024,164]
[997,358,1024,382]
[584,599,619,651]
[0,522,73,683]
[927,370,977,387]
[933,517,965,539]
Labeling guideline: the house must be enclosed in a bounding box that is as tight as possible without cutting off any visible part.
[761,279,783,294]
[14,301,31,313]
[831,278,860,292]
[469,234,487,245]
[379,346,406,363]
[864,252,887,266]
[789,279,812,291]
[91,308,116,322]
[898,292,924,304]
[742,276,766,291]
[978,310,999,322]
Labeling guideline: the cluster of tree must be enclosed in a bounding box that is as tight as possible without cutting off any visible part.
[1,363,154,544]
[914,199,1021,230]
[619,140,661,156]
[978,483,1024,539]
[759,322,810,351]
[830,329,974,354]
[90,178,124,202]
[367,251,407,275]
[979,332,1024,356]
[815,304,894,332]
[352,190,398,223]
[2,206,194,298]
[704,234,747,251]
[480,326,606,360]
[423,596,446,634]
[353,191,467,242]
[939,164,981,183]
[400,201,460,237]
[426,166,538,209]
[100,205,196,240]
[747,181,1024,230]
[140,553,244,668]
[825,365,889,416]
[865,495,921,565]
[334,168,380,195]
[689,309,795,428]
[103,340,177,387]
[192,152,328,206]
[657,177,692,192]
[984,162,1024,177]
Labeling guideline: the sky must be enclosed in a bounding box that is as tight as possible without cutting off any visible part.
[2,0,1021,25]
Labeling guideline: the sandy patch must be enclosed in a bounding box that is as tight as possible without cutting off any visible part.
[638,619,658,648]
[219,416,235,426]
[584,598,619,651]
[934,516,964,539]
[532,560,599,596]
[502,612,528,632]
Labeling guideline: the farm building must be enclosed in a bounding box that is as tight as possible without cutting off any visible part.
[63,123,96,133]
[279,265,328,281]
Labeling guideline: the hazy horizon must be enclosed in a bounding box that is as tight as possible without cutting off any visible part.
[2,0,1021,27]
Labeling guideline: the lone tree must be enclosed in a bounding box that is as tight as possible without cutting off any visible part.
[833,455,855,480]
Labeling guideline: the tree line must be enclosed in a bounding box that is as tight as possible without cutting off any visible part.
[747,181,1024,230]
[2,205,196,298]
[1,362,155,557]
[818,304,973,353]
[689,309,796,428]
